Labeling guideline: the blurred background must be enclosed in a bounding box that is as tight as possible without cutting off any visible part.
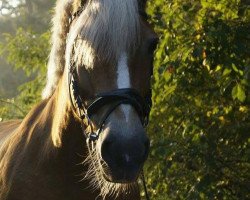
[0,0,249,199]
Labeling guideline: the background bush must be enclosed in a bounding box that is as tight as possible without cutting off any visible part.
[146,0,249,199]
[0,0,249,199]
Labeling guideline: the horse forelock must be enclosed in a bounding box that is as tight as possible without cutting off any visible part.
[73,0,140,68]
[43,0,140,99]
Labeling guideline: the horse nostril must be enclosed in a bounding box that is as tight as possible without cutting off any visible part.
[101,138,114,165]
[101,135,150,169]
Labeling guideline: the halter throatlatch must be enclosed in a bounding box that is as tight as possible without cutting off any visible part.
[69,67,152,142]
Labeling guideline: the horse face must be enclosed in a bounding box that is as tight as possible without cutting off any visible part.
[78,22,157,184]
[69,1,158,185]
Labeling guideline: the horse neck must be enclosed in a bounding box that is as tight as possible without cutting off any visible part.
[49,73,80,148]
[40,73,120,199]
[6,71,87,168]
[42,72,87,160]
[0,73,93,198]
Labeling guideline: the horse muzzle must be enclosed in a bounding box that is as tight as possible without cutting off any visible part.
[100,130,150,183]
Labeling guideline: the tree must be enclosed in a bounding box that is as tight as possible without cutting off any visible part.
[145,0,250,199]
[0,0,55,119]
[0,28,49,119]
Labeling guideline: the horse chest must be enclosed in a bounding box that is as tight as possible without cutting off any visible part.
[5,178,98,200]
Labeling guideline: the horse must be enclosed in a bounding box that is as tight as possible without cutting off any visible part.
[0,0,158,199]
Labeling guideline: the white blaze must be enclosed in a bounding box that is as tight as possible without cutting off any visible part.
[117,53,131,122]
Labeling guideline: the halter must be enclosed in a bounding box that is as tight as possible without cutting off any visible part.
[68,63,152,142]
[68,5,151,200]
[68,57,152,200]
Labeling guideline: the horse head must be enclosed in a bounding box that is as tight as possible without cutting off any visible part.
[43,0,158,197]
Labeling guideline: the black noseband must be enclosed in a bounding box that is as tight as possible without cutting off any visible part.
[69,69,152,142]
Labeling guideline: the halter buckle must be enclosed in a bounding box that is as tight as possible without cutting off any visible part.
[89,133,99,142]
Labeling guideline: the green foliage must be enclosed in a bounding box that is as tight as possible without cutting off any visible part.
[0,28,49,119]
[146,0,250,199]
[0,0,55,112]
[0,0,249,199]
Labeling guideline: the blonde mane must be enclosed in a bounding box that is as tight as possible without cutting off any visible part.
[43,0,140,99]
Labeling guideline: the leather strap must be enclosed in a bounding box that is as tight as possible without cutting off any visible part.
[69,68,151,141]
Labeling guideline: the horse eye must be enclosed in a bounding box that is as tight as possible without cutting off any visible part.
[148,38,159,54]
